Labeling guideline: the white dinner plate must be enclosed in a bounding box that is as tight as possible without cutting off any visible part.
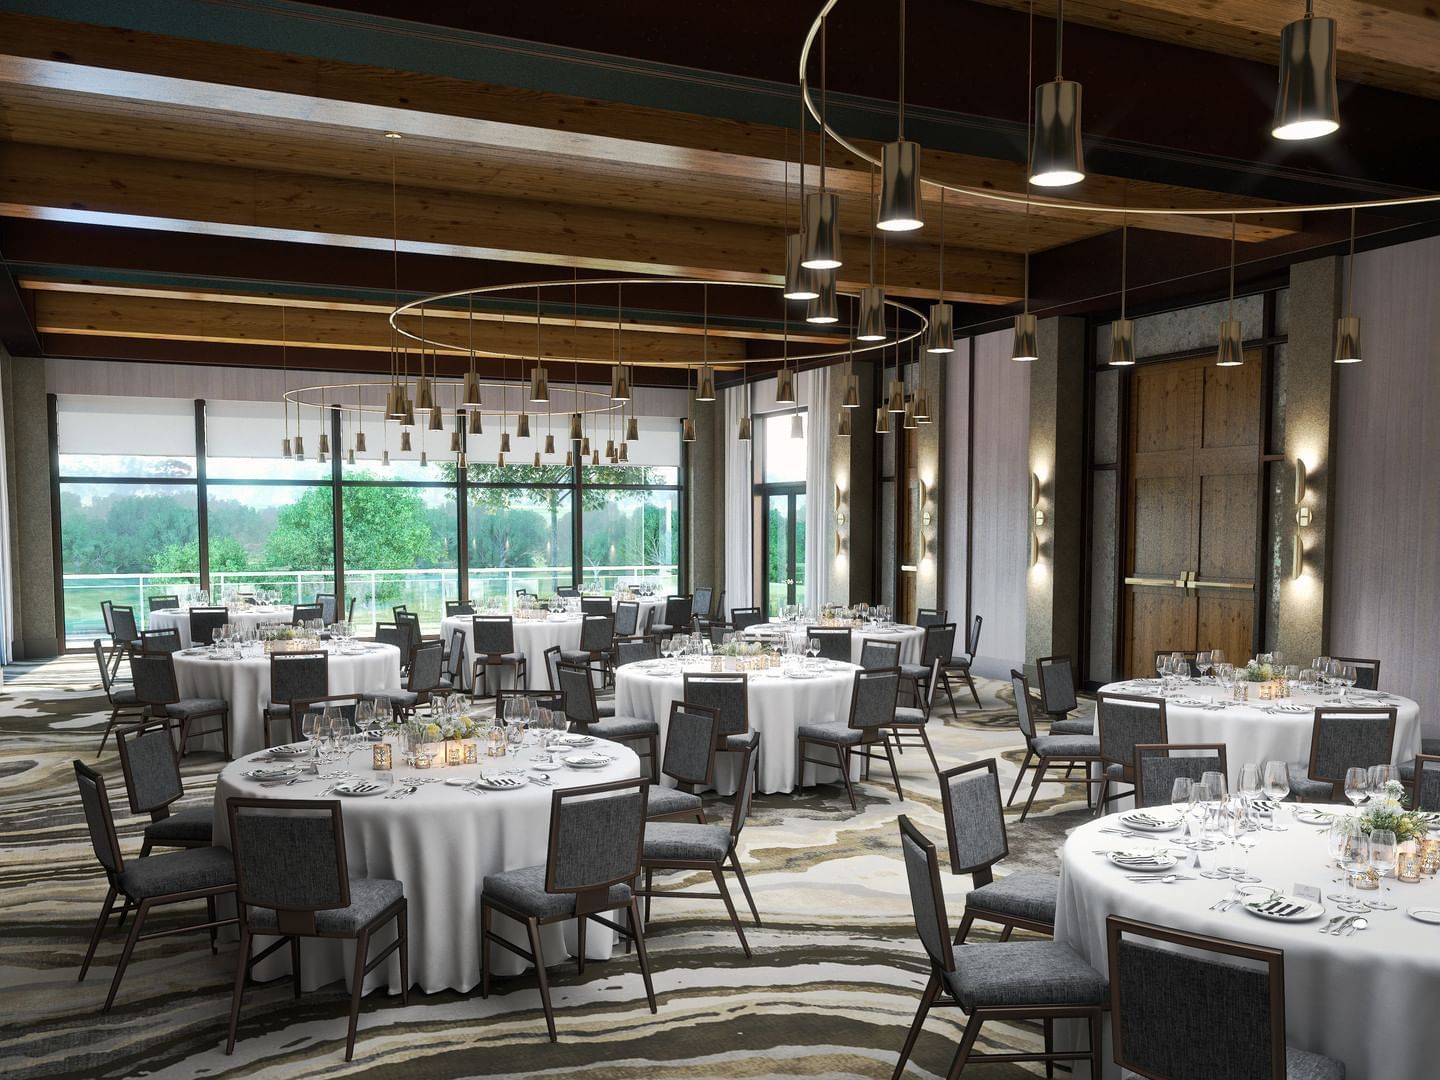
[1268,704,1311,715]
[443,777,473,786]
[558,734,596,746]
[1294,807,1335,826]
[473,774,528,789]
[786,671,818,680]
[1106,849,1179,873]
[333,780,388,797]
[245,765,301,781]
[1119,810,1181,832]
[1243,895,1326,922]
[1406,907,1440,925]
[564,754,612,769]
[1172,698,1209,708]
[266,744,309,758]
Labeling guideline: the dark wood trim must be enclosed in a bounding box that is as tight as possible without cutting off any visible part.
[676,417,687,597]
[964,342,976,639]
[194,399,210,592]
[47,393,65,657]
[1077,323,1097,684]
[330,404,345,612]
[1108,359,1132,688]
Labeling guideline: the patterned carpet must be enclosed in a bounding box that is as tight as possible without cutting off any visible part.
[0,656,1098,1079]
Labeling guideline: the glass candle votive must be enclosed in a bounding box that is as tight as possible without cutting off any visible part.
[372,742,393,771]
[414,749,432,770]
[447,742,463,767]
[464,741,478,765]
[1397,852,1423,883]
[1419,839,1440,876]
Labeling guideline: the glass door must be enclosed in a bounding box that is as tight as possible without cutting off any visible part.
[763,487,805,617]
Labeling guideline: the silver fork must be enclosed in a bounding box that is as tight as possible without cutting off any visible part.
[1318,915,1346,934]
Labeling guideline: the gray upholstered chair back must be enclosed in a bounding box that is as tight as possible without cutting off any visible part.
[915,608,947,628]
[920,623,957,667]
[1037,655,1078,715]
[545,778,648,897]
[898,815,954,974]
[227,799,348,915]
[615,638,658,667]
[112,605,139,642]
[806,626,852,662]
[965,615,983,659]
[727,731,761,841]
[497,688,567,717]
[614,601,640,637]
[93,639,117,694]
[1134,744,1228,809]
[408,640,445,691]
[270,651,329,705]
[556,585,579,598]
[1098,693,1168,777]
[148,595,180,611]
[939,758,1008,876]
[662,702,718,787]
[115,719,184,815]
[189,606,229,645]
[708,624,728,645]
[130,652,180,707]
[859,638,901,670]
[395,612,420,654]
[140,628,182,654]
[580,596,611,617]
[374,622,402,653]
[544,645,562,690]
[557,662,598,726]
[444,628,466,678]
[579,614,614,651]
[444,599,474,618]
[847,667,900,731]
[693,586,713,621]
[101,600,116,636]
[662,595,692,627]
[74,760,125,878]
[1107,916,1285,1080]
[316,593,338,624]
[292,603,324,625]
[683,673,749,738]
[1414,755,1440,812]
[1011,669,1039,743]
[731,607,763,632]
[1332,655,1380,690]
[1309,707,1396,785]
[472,616,516,656]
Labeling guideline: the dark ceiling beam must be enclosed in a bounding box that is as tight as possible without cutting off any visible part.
[0,246,40,356]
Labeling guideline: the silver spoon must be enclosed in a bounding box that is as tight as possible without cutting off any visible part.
[1344,917,1369,936]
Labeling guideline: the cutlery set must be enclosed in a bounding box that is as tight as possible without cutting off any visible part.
[1319,915,1368,936]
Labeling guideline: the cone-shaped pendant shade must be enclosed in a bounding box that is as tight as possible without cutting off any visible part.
[462,371,484,406]
[605,438,616,458]
[449,430,462,452]
[580,435,591,455]
[783,234,819,301]
[625,416,639,442]
[402,400,416,427]
[877,140,923,232]
[1108,318,1137,366]
[681,417,696,442]
[516,413,530,438]
[1030,79,1085,187]
[529,366,549,402]
[347,448,355,465]
[842,373,860,409]
[382,449,391,467]
[926,302,955,353]
[415,377,434,411]
[318,430,330,455]
[468,409,483,435]
[915,388,932,423]
[533,451,542,467]
[544,433,556,454]
[499,432,511,453]
[802,191,842,270]
[806,272,839,324]
[737,416,752,441]
[836,409,852,437]
[775,367,796,404]
[419,451,428,467]
[1273,16,1340,140]
[386,385,406,419]
[456,452,467,468]
[1216,318,1244,367]
[428,405,443,431]
[565,450,574,467]
[293,435,305,460]
[355,431,367,453]
[497,452,505,467]
[618,441,630,462]
[1012,313,1039,362]
[609,366,631,402]
[857,286,887,341]
[790,412,804,440]
[591,450,600,466]
[400,431,411,452]
[318,449,327,464]
[281,436,292,458]
[875,407,891,434]
[902,399,918,429]
[1333,315,1362,363]
[696,365,716,402]
[887,379,906,413]
[569,413,584,440]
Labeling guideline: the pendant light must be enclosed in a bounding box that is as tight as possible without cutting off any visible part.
[533,451,541,467]
[293,433,305,461]
[682,417,696,443]
[468,408,483,435]
[516,412,531,438]
[415,311,434,411]
[419,449,428,468]
[1030,0,1085,187]
[927,187,954,353]
[697,285,718,399]
[279,305,292,458]
[618,441,630,461]
[1216,214,1244,367]
[544,433,556,455]
[806,270,838,324]
[626,415,639,442]
[1108,220,1136,366]
[428,404,443,431]
[346,448,355,465]
[497,452,505,467]
[529,288,549,402]
[450,430,462,453]
[776,304,797,403]
[610,366,631,401]
[1273,2,1340,141]
[783,110,818,301]
[565,450,574,467]
[569,412,584,440]
[581,435,591,456]
[857,286,886,341]
[902,397,918,430]
[354,384,367,454]
[801,16,841,270]
[887,377,906,413]
[875,406,891,435]
[836,408,852,437]
[382,449,391,467]
[610,286,633,400]
[878,2,923,233]
[400,430,411,452]
[1335,208,1362,363]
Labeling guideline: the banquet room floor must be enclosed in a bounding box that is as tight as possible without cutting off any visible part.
[1,656,1096,1079]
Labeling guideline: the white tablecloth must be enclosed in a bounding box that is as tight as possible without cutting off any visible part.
[1055,811,1440,1079]
[613,659,859,794]
[173,644,401,756]
[741,622,926,666]
[149,606,292,648]
[440,614,584,692]
[1099,680,1422,788]
[212,739,641,994]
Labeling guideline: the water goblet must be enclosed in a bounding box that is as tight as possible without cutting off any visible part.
[1369,829,1398,883]
[1367,764,1396,806]
[1171,777,1194,839]
[1196,650,1212,679]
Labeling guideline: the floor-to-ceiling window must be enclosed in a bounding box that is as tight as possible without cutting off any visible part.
[755,410,806,617]
[579,417,681,595]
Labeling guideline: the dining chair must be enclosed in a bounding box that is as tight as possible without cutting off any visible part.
[580,595,612,617]
[900,622,957,716]
[1094,692,1169,815]
[496,686,567,717]
[263,650,329,746]
[1132,743,1228,809]
[395,610,424,655]
[291,602,324,626]
[73,761,236,1012]
[555,585,580,598]
[109,605,143,678]
[614,600,641,639]
[437,627,467,694]
[859,638,901,670]
[315,592,338,624]
[1331,655,1381,691]
[915,607,947,628]
[365,639,445,719]
[639,731,761,954]
[682,671,753,759]
[940,758,1056,944]
[650,595,693,640]
[101,599,116,638]
[615,638,659,667]
[1105,915,1343,1080]
[148,595,180,612]
[543,644,562,690]
[471,616,528,699]
[557,662,658,776]
[480,777,655,1041]
[1288,706,1397,802]
[892,815,1106,1080]
[646,701,718,823]
[115,718,214,855]
[444,599,475,618]
[1007,669,1103,822]
[942,614,984,708]
[730,607,764,633]
[1410,754,1440,811]
[691,586,714,627]
[93,639,146,756]
[373,621,403,659]
[130,651,230,758]
[224,798,408,1061]
[561,614,616,683]
[796,667,903,810]
[139,628,182,654]
[805,625,853,662]
[189,606,230,648]
[1037,654,1092,735]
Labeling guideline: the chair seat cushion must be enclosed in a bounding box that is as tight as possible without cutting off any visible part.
[166,698,228,719]
[899,663,930,679]
[120,845,235,899]
[645,785,703,819]
[650,624,676,635]
[483,863,631,919]
[596,701,616,719]
[559,650,598,664]
[1049,717,1094,736]
[944,941,1107,1009]
[264,702,292,717]
[1104,762,1125,780]
[1286,1046,1345,1080]
[477,653,526,665]
[364,689,419,708]
[798,722,865,745]
[582,717,658,740]
[110,687,140,706]
[1423,738,1440,757]
[945,657,972,671]
[643,821,732,863]
[723,732,753,750]
[144,804,214,845]
[967,872,1058,925]
[1286,763,1337,801]
[248,877,404,934]
[889,706,927,727]
[1032,734,1099,757]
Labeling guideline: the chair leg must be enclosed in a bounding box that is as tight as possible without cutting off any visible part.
[952,911,976,946]
[576,914,588,975]
[79,886,118,981]
[397,904,409,1008]
[997,924,1013,942]
[139,837,153,859]
[644,866,654,923]
[221,709,231,759]
[945,1015,984,1080]
[103,896,151,1012]
[207,895,219,954]
[290,936,302,997]
[480,901,492,998]
[1045,1017,1055,1080]
[225,927,252,1054]
[941,675,957,716]
[917,726,939,776]
[881,739,905,801]
[1088,1007,1104,1077]
[344,928,369,1061]
[1092,776,1110,818]
[964,670,981,708]
[627,898,658,1014]
[1019,758,1048,822]
[523,916,557,1042]
[891,971,940,1080]
[1006,749,1035,806]
[711,865,750,958]
[794,736,806,796]
[729,852,761,926]
[836,746,859,811]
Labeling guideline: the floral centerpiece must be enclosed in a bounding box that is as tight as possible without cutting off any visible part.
[1243,660,1275,682]
[1358,780,1436,843]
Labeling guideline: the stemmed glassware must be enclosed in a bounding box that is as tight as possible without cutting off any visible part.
[1367,765,1396,806]
[301,711,322,763]
[806,637,820,665]
[1261,760,1290,826]
[1237,762,1262,824]
[1344,767,1369,809]
[1170,777,1194,837]
[1369,829,1398,884]
[1198,773,1230,877]
[1196,650,1212,680]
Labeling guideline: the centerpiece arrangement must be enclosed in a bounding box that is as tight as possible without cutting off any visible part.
[1358,780,1435,843]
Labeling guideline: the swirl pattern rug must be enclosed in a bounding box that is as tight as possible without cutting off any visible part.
[0,656,1095,1078]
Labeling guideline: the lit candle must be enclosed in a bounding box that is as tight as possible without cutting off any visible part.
[372,742,393,771]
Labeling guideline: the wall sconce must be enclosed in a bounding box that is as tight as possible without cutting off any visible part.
[1030,470,1046,563]
[1293,534,1304,580]
[1030,532,1041,567]
[1294,458,1313,526]
[835,483,849,560]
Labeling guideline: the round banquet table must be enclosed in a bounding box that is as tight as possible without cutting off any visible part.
[1098,678,1422,789]
[173,643,401,757]
[613,657,860,794]
[149,605,292,648]
[740,622,926,667]
[440,613,583,692]
[212,739,641,994]
[616,596,665,631]
[1055,810,1440,1079]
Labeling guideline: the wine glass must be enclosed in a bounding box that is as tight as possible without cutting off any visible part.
[1154,654,1169,690]
[1326,816,1353,869]
[1196,650,1212,679]
[1170,777,1194,836]
[301,711,322,761]
[1344,767,1369,809]
[1367,764,1396,805]
[1341,830,1371,894]
[1216,663,1235,693]
[806,637,820,663]
[1209,648,1225,670]
[1170,652,1187,681]
[1261,760,1290,824]
[1369,829,1398,883]
[1337,663,1357,704]
[1237,762,1262,821]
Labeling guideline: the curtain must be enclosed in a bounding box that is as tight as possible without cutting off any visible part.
[722,384,753,612]
[800,366,831,612]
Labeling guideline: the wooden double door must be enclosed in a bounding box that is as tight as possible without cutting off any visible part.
[1122,353,1262,677]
